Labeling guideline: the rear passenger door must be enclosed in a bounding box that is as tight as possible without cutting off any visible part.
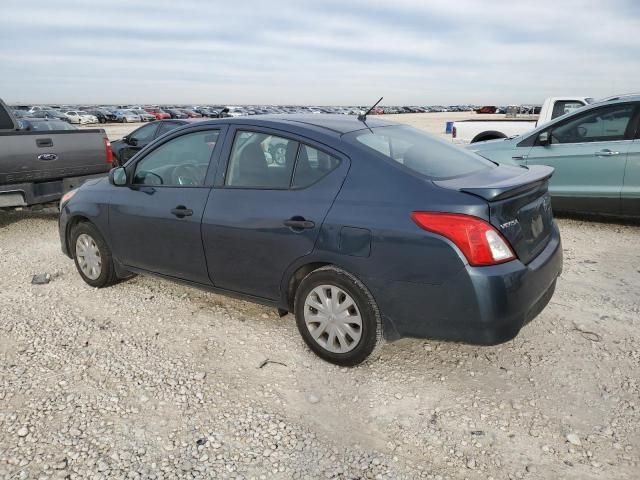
[202,126,349,300]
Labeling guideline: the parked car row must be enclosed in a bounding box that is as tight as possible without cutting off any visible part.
[10,103,485,124]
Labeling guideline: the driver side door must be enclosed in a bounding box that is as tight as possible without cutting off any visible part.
[525,103,637,215]
[109,126,225,284]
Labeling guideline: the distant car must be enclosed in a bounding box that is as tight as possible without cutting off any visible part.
[110,119,194,165]
[475,106,498,114]
[34,109,72,123]
[469,95,640,218]
[144,108,171,120]
[178,109,202,118]
[63,111,85,124]
[131,109,156,122]
[12,109,35,119]
[165,108,188,119]
[17,118,78,131]
[82,109,111,124]
[63,111,97,124]
[113,109,141,123]
[59,114,561,366]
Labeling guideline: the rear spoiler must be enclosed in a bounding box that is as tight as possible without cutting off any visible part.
[434,165,554,202]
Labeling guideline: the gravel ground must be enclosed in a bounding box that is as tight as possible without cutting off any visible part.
[1,211,639,479]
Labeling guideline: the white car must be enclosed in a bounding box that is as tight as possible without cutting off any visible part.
[64,111,98,125]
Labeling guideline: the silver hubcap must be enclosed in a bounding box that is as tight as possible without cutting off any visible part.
[75,233,102,280]
[303,285,362,354]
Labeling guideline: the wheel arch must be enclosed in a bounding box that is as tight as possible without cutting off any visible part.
[471,130,508,143]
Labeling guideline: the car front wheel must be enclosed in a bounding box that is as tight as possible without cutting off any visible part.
[70,222,119,288]
[294,266,384,366]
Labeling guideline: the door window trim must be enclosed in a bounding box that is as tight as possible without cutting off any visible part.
[125,124,227,188]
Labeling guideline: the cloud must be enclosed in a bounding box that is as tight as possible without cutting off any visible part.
[0,0,638,104]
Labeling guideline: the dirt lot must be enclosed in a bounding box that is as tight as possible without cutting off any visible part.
[2,114,639,479]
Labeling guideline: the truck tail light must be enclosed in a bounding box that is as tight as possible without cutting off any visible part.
[452,126,457,139]
[104,137,113,164]
[411,212,515,266]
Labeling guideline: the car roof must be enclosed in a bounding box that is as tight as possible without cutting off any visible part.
[200,114,399,135]
[597,93,640,103]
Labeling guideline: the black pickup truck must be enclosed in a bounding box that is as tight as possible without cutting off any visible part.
[0,99,112,208]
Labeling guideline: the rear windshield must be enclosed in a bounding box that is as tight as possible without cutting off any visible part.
[21,120,77,131]
[350,125,494,179]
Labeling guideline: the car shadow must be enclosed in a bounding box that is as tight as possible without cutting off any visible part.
[0,208,59,228]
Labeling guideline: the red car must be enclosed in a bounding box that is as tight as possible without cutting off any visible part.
[144,108,171,120]
[475,106,497,114]
[178,109,202,118]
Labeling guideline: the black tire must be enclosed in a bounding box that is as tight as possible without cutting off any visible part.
[70,222,119,288]
[294,266,384,366]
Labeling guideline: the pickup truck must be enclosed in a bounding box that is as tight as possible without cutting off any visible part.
[0,99,113,208]
[452,96,593,143]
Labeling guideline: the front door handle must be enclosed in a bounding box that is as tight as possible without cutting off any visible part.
[595,149,620,157]
[284,218,315,230]
[171,205,193,218]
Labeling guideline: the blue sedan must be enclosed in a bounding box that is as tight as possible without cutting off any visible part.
[58,115,562,365]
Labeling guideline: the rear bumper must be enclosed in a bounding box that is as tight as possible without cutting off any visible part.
[0,173,108,208]
[375,223,563,344]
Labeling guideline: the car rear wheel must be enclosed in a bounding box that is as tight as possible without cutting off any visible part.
[294,266,384,366]
[70,222,119,288]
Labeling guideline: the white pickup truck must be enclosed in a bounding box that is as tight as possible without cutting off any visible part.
[452,96,593,143]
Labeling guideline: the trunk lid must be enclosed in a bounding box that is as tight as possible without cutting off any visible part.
[435,164,555,264]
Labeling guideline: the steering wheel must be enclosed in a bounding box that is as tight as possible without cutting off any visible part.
[172,164,201,186]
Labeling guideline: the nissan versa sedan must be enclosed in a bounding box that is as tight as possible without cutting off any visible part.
[59,115,562,366]
[469,95,640,217]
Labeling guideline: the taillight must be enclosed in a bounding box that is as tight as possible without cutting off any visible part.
[104,137,113,164]
[411,212,515,266]
[452,126,457,138]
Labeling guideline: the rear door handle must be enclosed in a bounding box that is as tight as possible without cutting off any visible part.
[595,149,619,157]
[36,138,53,148]
[171,205,193,218]
[284,218,315,230]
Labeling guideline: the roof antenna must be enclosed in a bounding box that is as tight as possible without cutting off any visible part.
[358,96,383,122]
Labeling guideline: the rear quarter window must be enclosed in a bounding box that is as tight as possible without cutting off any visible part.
[350,125,494,180]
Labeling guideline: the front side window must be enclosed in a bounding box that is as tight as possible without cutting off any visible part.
[226,131,299,188]
[550,104,635,144]
[133,130,219,186]
[351,125,494,179]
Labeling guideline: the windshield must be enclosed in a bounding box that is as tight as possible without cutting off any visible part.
[350,125,495,179]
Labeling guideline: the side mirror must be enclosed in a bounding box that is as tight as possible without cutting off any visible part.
[128,137,138,146]
[109,167,128,186]
[538,131,550,146]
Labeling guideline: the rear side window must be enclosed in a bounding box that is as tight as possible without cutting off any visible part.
[292,145,341,188]
[352,125,494,179]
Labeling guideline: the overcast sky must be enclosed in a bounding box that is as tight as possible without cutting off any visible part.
[1,0,638,105]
